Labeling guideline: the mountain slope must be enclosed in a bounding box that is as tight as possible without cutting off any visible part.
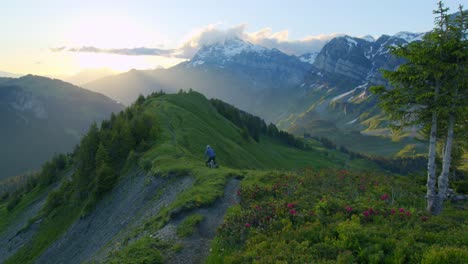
[277,33,429,156]
[1,91,379,264]
[0,75,123,179]
[84,38,311,122]
[82,33,431,157]
[63,68,115,86]
[0,71,23,78]
[1,91,461,264]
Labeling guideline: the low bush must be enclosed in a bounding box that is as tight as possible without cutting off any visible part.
[209,169,467,263]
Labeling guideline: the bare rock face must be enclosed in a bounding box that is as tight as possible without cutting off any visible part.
[314,36,372,81]
[7,88,48,119]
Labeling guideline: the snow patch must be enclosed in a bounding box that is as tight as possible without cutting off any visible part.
[299,52,318,64]
[345,37,358,48]
[361,35,375,42]
[346,118,359,125]
[190,60,205,66]
[393,31,425,42]
[331,83,368,102]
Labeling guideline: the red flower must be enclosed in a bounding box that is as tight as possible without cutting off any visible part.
[245,223,251,228]
[345,206,353,212]
[399,208,405,213]
[236,189,241,196]
[363,211,370,217]
[287,203,296,208]
[390,209,396,214]
[421,216,428,222]
[405,211,411,216]
[289,209,297,215]
[380,194,389,200]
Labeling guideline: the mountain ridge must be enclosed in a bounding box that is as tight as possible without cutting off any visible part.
[0,75,123,179]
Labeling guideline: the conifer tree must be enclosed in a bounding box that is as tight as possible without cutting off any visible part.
[372,2,467,214]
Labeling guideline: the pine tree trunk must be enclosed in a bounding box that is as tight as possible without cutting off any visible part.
[426,110,439,214]
[426,82,439,214]
[433,113,455,215]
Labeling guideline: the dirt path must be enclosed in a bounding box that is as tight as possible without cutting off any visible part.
[155,178,241,264]
[35,172,194,264]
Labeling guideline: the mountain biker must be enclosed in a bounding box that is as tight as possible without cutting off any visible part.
[204,145,216,167]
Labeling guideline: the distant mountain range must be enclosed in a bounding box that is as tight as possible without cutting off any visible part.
[0,71,23,78]
[81,31,428,156]
[84,38,311,121]
[63,68,116,86]
[0,75,123,179]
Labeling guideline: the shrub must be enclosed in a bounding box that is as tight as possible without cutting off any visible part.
[176,213,204,237]
[6,194,22,211]
[107,237,165,264]
[421,246,468,264]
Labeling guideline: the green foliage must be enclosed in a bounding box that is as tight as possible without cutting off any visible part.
[106,236,166,264]
[209,169,468,263]
[69,98,161,213]
[42,181,73,216]
[6,194,22,212]
[176,213,204,237]
[452,180,468,194]
[421,246,468,264]
[210,98,308,149]
[5,94,162,263]
[4,90,381,263]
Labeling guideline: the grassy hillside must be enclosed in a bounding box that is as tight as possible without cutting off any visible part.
[2,91,460,264]
[1,91,378,264]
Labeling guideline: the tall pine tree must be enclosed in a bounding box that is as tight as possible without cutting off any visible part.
[372,2,467,215]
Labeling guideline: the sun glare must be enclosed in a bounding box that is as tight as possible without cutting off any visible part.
[73,53,184,72]
[66,15,160,48]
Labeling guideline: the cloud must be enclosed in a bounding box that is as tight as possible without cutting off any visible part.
[50,46,66,52]
[59,46,176,56]
[176,24,341,58]
[247,31,342,55]
[51,24,341,60]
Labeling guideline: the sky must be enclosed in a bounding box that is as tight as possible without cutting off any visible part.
[1,0,466,76]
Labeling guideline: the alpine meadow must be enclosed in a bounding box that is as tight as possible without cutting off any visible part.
[0,1,466,264]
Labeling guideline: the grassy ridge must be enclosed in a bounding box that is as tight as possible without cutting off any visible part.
[3,91,378,263]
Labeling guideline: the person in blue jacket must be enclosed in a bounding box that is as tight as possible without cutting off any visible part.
[204,145,216,167]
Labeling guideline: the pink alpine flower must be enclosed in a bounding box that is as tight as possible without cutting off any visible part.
[345,206,353,212]
[399,208,405,213]
[390,209,396,214]
[406,211,411,216]
[421,216,428,222]
[286,203,296,208]
[363,211,370,217]
[245,223,251,228]
[380,194,389,200]
[289,209,297,215]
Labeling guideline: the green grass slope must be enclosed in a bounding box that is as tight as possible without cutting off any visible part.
[2,91,379,264]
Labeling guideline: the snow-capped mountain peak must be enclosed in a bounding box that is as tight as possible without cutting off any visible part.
[360,35,375,42]
[189,37,268,66]
[392,31,425,42]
